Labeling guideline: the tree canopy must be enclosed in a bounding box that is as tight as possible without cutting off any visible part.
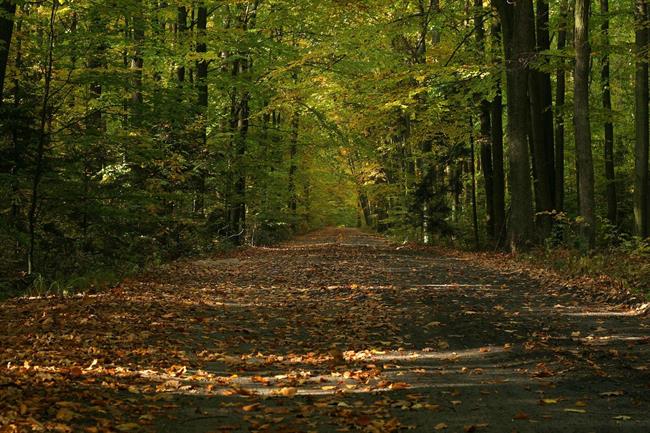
[1,0,650,288]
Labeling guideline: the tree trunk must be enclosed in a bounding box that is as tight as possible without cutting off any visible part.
[601,0,617,225]
[475,0,494,239]
[493,0,536,251]
[470,117,480,249]
[528,0,555,236]
[131,3,144,122]
[288,111,299,226]
[0,0,16,104]
[10,6,25,260]
[176,6,187,83]
[555,0,568,212]
[27,1,58,274]
[194,3,208,215]
[634,0,649,238]
[491,23,506,246]
[574,0,596,248]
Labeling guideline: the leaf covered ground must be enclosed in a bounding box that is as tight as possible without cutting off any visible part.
[1,228,650,433]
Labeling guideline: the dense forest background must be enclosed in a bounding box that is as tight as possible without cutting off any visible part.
[1,0,650,293]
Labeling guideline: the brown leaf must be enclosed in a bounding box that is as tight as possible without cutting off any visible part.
[599,390,624,397]
[513,411,529,420]
[55,408,76,422]
[276,387,297,397]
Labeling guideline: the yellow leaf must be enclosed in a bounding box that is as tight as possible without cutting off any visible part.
[242,404,260,412]
[55,408,76,422]
[115,423,142,432]
[277,387,297,397]
[564,408,587,414]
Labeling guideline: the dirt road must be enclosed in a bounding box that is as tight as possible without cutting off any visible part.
[2,228,649,432]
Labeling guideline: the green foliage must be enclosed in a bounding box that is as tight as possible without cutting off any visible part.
[1,0,649,296]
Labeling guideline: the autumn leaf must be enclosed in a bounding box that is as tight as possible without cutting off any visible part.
[564,409,587,414]
[55,408,76,422]
[599,390,624,397]
[275,387,298,397]
[513,411,529,420]
[115,423,142,432]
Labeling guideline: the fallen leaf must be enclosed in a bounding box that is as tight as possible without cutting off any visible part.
[55,408,76,422]
[434,423,448,430]
[599,390,624,397]
[69,367,83,377]
[564,409,587,414]
[513,411,529,420]
[276,387,297,397]
[115,423,142,432]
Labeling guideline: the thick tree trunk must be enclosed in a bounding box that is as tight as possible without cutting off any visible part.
[634,0,649,238]
[574,0,596,248]
[475,0,494,239]
[493,0,536,251]
[528,0,555,236]
[228,3,258,244]
[10,7,25,259]
[27,1,57,274]
[601,0,617,225]
[555,0,568,212]
[0,0,16,104]
[491,23,506,246]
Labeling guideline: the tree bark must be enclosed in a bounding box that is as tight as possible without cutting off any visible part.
[27,0,58,274]
[574,0,596,248]
[528,0,555,236]
[475,0,494,239]
[176,6,187,83]
[470,117,480,249]
[555,0,568,212]
[493,0,536,251]
[0,0,16,104]
[288,110,299,225]
[131,3,144,122]
[194,3,208,215]
[490,23,506,246]
[634,0,649,238]
[601,0,617,225]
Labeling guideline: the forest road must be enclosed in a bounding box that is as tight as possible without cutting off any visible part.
[1,228,649,433]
